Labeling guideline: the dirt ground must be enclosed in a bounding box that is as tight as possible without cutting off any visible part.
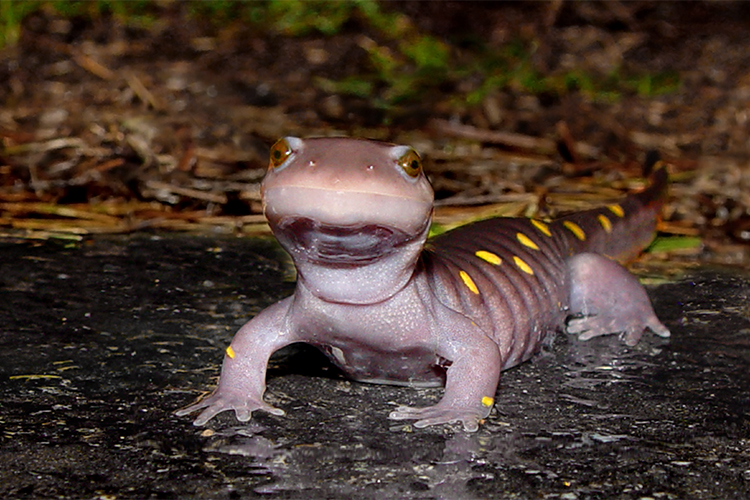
[1,1,749,265]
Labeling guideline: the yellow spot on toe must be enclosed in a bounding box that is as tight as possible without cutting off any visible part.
[597,214,612,233]
[607,204,625,217]
[516,232,539,250]
[475,250,502,265]
[459,270,479,294]
[563,221,586,241]
[531,219,552,237]
[226,346,235,359]
[513,255,534,275]
[482,396,494,407]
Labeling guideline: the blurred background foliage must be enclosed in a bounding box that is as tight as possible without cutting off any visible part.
[0,0,680,120]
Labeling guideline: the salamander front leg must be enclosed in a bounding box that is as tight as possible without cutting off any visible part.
[389,331,501,432]
[176,298,296,426]
[566,253,670,346]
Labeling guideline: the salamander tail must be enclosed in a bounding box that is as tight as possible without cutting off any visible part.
[635,150,669,210]
[557,153,669,262]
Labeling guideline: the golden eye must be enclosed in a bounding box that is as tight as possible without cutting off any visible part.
[268,138,293,169]
[397,148,422,178]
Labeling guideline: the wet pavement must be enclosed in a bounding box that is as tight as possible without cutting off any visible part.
[1,235,749,499]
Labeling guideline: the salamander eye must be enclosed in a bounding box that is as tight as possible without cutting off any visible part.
[397,148,422,178]
[268,138,293,170]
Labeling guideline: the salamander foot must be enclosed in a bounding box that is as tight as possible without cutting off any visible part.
[389,402,490,432]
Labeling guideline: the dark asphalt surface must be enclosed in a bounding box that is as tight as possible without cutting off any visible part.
[1,235,749,499]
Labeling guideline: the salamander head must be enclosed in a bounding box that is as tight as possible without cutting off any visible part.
[261,137,434,303]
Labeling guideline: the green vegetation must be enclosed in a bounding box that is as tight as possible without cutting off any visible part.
[0,0,158,46]
[0,0,37,47]
[550,66,681,101]
[0,0,681,115]
[647,236,703,254]
[251,0,681,109]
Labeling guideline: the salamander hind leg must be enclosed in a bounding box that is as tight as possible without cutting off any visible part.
[566,253,670,346]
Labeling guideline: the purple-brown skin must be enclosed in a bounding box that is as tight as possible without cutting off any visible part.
[176,137,671,432]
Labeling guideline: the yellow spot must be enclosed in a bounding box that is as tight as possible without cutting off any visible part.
[531,219,552,237]
[597,214,612,233]
[563,221,586,241]
[513,255,535,275]
[482,396,494,407]
[607,204,625,217]
[459,270,479,294]
[516,232,540,251]
[475,250,502,265]
[226,346,236,359]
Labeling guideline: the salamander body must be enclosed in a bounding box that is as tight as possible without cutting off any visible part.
[177,137,670,431]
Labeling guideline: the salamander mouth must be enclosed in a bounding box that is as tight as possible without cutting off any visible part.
[274,217,417,264]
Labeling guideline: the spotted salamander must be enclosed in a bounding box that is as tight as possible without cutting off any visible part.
[177,137,670,432]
